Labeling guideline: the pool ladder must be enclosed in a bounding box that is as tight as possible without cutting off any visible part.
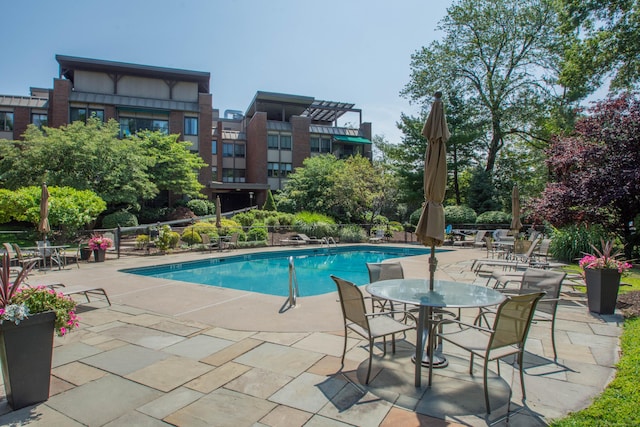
[287,256,300,308]
[321,237,337,247]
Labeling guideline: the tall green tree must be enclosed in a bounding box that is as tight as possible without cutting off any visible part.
[467,166,501,214]
[558,0,640,97]
[0,118,205,208]
[402,0,566,173]
[0,119,154,205]
[131,130,205,198]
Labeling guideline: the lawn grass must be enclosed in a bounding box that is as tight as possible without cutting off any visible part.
[550,268,640,426]
[550,316,640,426]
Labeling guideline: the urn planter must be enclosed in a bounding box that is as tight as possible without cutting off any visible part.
[93,249,106,262]
[0,311,56,410]
[584,268,621,315]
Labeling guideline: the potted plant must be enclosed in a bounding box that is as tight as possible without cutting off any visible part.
[88,234,113,262]
[579,239,633,315]
[0,255,79,409]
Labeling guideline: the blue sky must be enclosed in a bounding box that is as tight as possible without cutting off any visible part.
[1,0,451,143]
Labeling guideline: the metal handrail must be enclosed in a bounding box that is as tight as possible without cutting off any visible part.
[287,256,300,308]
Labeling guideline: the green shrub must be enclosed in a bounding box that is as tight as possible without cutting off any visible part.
[135,234,149,249]
[444,205,477,224]
[186,199,211,216]
[475,210,510,224]
[294,211,336,224]
[181,222,218,244]
[339,225,367,243]
[264,216,280,230]
[232,212,256,227]
[277,213,295,226]
[181,229,202,245]
[137,207,170,224]
[294,221,338,238]
[550,224,610,263]
[409,208,422,226]
[388,221,404,232]
[102,210,139,228]
[247,225,268,241]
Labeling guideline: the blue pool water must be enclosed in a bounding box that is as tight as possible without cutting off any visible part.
[122,245,438,297]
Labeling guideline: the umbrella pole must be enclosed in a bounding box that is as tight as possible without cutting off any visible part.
[429,244,437,291]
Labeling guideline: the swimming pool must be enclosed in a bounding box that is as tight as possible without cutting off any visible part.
[122,245,439,297]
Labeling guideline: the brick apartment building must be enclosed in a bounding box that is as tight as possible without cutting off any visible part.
[0,55,372,211]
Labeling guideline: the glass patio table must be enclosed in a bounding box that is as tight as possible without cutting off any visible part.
[366,278,505,387]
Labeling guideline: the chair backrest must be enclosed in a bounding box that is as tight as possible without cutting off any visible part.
[536,239,551,258]
[3,243,16,258]
[475,230,488,242]
[200,234,211,245]
[229,233,239,243]
[489,292,545,351]
[366,262,404,283]
[11,243,25,261]
[519,268,566,315]
[298,234,311,241]
[331,275,369,332]
[36,240,52,257]
[524,237,542,258]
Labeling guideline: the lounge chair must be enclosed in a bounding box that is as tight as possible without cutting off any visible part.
[368,229,385,243]
[279,235,307,245]
[470,237,542,274]
[453,230,488,248]
[199,233,218,251]
[47,283,111,306]
[221,232,239,250]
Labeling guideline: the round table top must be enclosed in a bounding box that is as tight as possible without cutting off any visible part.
[366,278,505,309]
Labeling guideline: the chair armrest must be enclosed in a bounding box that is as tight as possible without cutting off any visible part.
[433,317,494,335]
[366,310,417,325]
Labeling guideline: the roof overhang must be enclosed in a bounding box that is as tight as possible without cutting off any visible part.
[56,54,211,93]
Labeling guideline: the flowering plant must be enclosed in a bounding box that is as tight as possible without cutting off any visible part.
[88,234,113,250]
[579,239,632,274]
[1,255,79,336]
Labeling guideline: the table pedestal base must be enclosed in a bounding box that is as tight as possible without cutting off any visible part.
[411,353,449,369]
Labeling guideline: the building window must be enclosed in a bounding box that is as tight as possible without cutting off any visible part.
[222,168,234,182]
[119,118,168,137]
[223,143,234,157]
[222,168,246,183]
[184,117,198,135]
[211,140,217,155]
[234,169,246,182]
[280,163,292,177]
[267,134,279,149]
[280,135,292,150]
[32,113,48,129]
[70,108,86,123]
[0,112,13,131]
[70,108,104,123]
[211,166,218,179]
[234,143,245,158]
[310,137,320,153]
[91,109,105,121]
[267,162,279,177]
[321,137,331,153]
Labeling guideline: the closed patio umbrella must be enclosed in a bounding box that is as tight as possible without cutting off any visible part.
[38,182,51,241]
[510,184,522,234]
[415,92,450,290]
[215,195,222,228]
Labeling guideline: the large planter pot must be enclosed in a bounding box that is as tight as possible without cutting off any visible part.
[0,311,56,410]
[93,249,106,262]
[80,247,92,261]
[514,240,532,254]
[584,268,621,315]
